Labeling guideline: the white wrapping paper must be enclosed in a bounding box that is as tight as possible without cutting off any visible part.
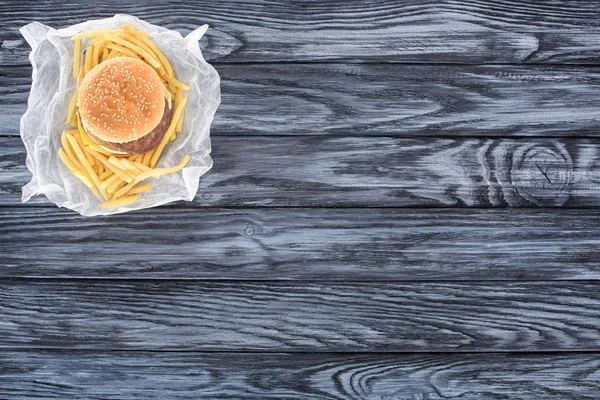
[19,14,220,216]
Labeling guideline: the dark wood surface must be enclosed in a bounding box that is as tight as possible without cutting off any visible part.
[2,1,600,64]
[2,1,600,398]
[1,280,600,352]
[2,207,600,280]
[2,352,599,400]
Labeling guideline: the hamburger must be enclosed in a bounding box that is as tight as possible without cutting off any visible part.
[77,57,172,155]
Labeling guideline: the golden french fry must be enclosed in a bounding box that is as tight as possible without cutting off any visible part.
[124,25,173,77]
[116,31,155,58]
[99,195,140,209]
[120,158,145,174]
[83,44,94,77]
[175,90,185,133]
[61,132,87,178]
[141,151,152,166]
[103,41,139,59]
[72,29,120,40]
[58,148,92,188]
[129,160,152,172]
[58,148,99,199]
[128,184,152,195]
[164,74,190,91]
[122,24,150,38]
[92,43,102,68]
[87,148,134,183]
[66,134,108,200]
[108,156,129,171]
[100,174,121,190]
[102,47,109,62]
[65,91,78,125]
[136,155,190,184]
[112,181,136,199]
[107,177,127,194]
[150,97,187,167]
[99,168,112,181]
[73,37,81,78]
[105,34,161,68]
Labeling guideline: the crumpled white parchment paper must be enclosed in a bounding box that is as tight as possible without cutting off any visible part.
[19,14,220,216]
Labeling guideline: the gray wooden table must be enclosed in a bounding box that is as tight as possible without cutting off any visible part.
[2,1,600,398]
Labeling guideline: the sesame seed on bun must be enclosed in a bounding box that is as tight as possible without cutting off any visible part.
[77,57,165,144]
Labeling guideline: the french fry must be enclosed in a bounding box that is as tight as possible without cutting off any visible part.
[112,181,136,199]
[114,182,151,199]
[58,149,93,188]
[135,155,190,184]
[150,97,187,167]
[72,29,120,40]
[129,160,152,172]
[99,168,112,181]
[65,90,78,125]
[72,131,96,167]
[108,156,129,171]
[123,25,173,77]
[83,44,94,77]
[92,43,102,68]
[128,184,152,195]
[115,31,155,59]
[86,148,134,183]
[164,74,190,91]
[120,158,145,174]
[98,195,140,209]
[73,37,81,78]
[174,90,185,133]
[100,174,121,190]
[61,132,89,181]
[107,177,127,194]
[122,24,150,37]
[141,151,152,166]
[104,34,161,68]
[58,148,99,199]
[66,134,108,200]
[103,41,140,59]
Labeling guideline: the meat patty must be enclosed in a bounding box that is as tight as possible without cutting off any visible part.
[88,102,173,155]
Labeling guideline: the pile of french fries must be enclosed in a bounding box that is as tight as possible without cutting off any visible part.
[60,24,192,209]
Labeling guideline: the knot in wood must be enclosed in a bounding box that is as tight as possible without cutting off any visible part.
[510,143,572,206]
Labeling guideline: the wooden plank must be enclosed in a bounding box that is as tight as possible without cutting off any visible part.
[4,64,600,137]
[2,136,600,208]
[1,351,599,399]
[2,207,600,280]
[1,281,599,351]
[2,1,600,64]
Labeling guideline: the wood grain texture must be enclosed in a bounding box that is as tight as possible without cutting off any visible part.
[2,0,600,64]
[1,351,599,399]
[3,136,600,207]
[1,281,600,351]
[2,207,600,280]
[4,64,600,137]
